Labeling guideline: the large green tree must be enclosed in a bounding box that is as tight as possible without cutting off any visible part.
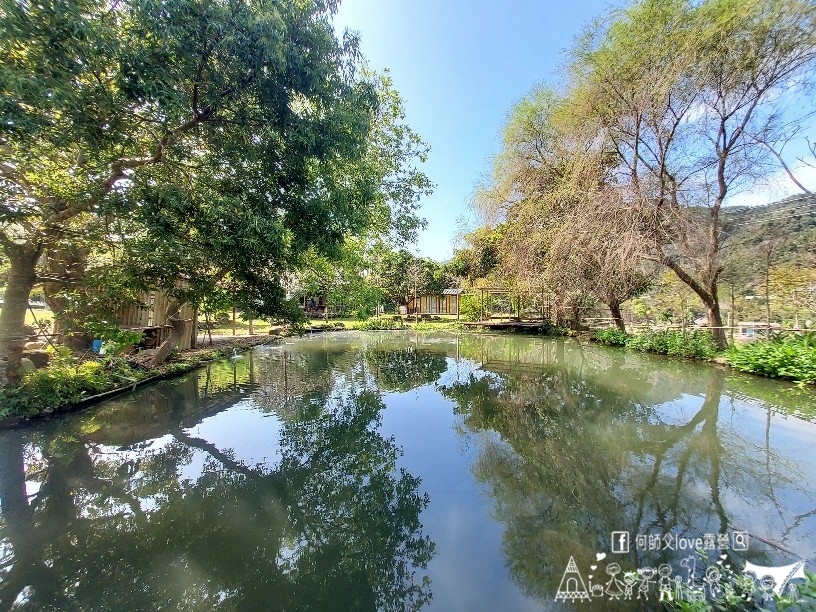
[289,240,384,320]
[371,249,444,310]
[0,0,429,381]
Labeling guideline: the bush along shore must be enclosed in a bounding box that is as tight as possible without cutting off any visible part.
[0,335,276,425]
[594,328,816,385]
[725,334,816,385]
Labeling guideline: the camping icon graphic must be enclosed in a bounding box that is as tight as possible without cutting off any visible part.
[555,556,591,602]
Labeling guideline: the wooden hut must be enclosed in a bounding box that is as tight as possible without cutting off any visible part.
[117,290,198,350]
[407,288,462,316]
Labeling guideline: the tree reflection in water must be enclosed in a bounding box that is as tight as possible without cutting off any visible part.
[0,356,435,611]
[440,335,814,602]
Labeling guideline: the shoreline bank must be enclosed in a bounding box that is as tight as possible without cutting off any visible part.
[3,323,813,427]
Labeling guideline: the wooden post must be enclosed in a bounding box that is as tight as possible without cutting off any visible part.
[730,290,736,345]
[232,306,236,336]
[793,289,800,329]
[191,309,198,349]
[765,259,771,339]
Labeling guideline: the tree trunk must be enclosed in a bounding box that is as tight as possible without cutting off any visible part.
[608,302,626,332]
[204,311,213,346]
[0,246,41,386]
[149,302,187,367]
[570,305,582,330]
[706,303,727,348]
[662,258,728,350]
[42,245,88,351]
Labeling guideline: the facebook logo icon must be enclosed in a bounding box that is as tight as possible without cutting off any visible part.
[611,531,630,553]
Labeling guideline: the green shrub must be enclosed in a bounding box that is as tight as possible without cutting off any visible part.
[594,328,630,346]
[726,337,816,384]
[631,330,671,354]
[681,330,720,360]
[410,321,434,331]
[596,328,718,360]
[458,294,483,322]
[355,306,372,321]
[446,321,468,332]
[0,353,146,419]
[667,555,816,610]
[356,317,404,331]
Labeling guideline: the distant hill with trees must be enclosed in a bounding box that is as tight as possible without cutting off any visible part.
[722,193,816,268]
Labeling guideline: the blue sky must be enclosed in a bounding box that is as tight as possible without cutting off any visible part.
[333,1,816,262]
[333,0,627,261]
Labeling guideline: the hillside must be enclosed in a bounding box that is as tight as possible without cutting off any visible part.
[722,193,816,267]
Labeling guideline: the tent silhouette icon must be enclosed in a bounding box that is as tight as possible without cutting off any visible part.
[555,556,591,602]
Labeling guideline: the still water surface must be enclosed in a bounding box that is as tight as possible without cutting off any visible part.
[2,332,816,610]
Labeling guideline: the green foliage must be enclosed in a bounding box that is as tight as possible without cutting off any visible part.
[594,328,629,346]
[727,336,816,384]
[370,248,445,309]
[355,306,371,321]
[778,570,816,610]
[448,227,502,284]
[668,558,816,611]
[0,352,146,418]
[0,340,271,420]
[0,0,433,381]
[165,361,197,376]
[292,241,385,320]
[627,329,719,360]
[595,328,719,360]
[410,321,440,331]
[84,323,144,353]
[355,318,405,331]
[459,294,484,322]
[722,196,816,272]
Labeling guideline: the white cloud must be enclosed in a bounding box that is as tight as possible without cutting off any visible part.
[724,162,816,208]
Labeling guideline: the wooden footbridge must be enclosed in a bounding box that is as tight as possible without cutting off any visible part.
[461,319,552,332]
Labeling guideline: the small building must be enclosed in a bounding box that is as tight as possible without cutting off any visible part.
[300,295,328,317]
[407,288,463,316]
[735,321,782,341]
[117,290,198,351]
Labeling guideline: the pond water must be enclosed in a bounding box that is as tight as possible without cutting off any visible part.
[2,331,816,611]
